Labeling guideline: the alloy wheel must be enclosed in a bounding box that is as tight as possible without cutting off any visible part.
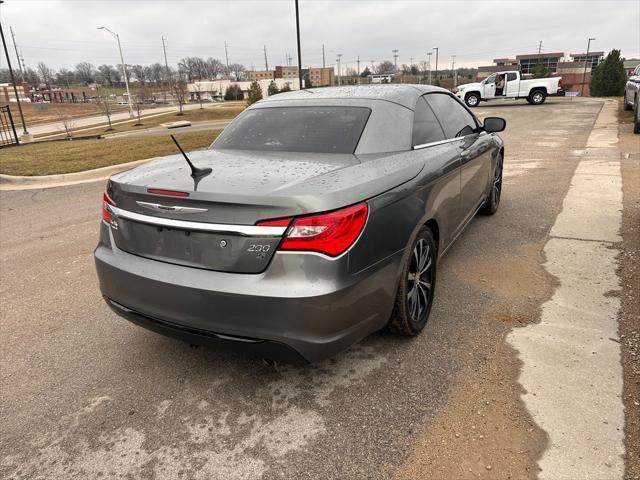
[407,239,434,323]
[533,92,544,104]
[492,156,503,206]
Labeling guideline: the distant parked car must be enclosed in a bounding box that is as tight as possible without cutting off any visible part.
[623,64,640,134]
[455,70,563,107]
[95,85,506,363]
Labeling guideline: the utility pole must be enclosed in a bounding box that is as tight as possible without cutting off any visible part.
[357,55,360,76]
[9,26,23,76]
[0,18,29,139]
[98,26,133,118]
[536,40,543,74]
[581,37,595,97]
[322,44,325,68]
[433,47,439,84]
[263,45,269,70]
[392,49,399,71]
[294,0,303,89]
[427,51,432,84]
[224,40,230,76]
[451,55,456,88]
[161,36,174,101]
[336,54,342,86]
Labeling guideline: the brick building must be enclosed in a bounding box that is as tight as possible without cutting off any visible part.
[307,67,334,87]
[275,66,299,79]
[248,70,275,82]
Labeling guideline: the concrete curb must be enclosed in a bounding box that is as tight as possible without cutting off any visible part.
[0,157,160,191]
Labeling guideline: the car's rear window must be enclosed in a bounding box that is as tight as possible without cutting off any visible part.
[212,106,371,154]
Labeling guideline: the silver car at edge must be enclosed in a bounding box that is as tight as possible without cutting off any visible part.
[94,85,506,363]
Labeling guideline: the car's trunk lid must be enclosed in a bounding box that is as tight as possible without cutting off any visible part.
[107,148,423,273]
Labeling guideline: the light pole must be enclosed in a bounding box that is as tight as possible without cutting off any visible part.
[433,47,439,84]
[451,55,456,88]
[336,54,342,86]
[0,13,29,140]
[98,26,134,118]
[427,52,432,84]
[294,0,303,89]
[581,37,595,97]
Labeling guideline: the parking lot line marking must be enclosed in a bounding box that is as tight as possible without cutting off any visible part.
[507,100,625,480]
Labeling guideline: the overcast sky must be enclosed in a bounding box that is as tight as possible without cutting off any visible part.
[1,0,639,73]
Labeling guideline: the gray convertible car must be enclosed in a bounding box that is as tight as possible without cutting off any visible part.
[95,85,505,363]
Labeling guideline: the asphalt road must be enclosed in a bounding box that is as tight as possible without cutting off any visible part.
[0,98,631,479]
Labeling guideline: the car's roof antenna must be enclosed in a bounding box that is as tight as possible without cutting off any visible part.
[170,134,212,181]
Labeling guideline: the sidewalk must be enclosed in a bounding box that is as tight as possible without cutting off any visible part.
[508,100,626,479]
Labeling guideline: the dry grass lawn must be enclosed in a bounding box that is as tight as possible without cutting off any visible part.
[0,129,221,176]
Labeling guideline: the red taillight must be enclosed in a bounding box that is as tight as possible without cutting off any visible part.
[147,188,190,197]
[558,78,563,88]
[258,203,368,257]
[102,192,115,222]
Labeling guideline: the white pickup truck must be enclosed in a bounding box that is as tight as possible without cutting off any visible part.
[454,70,563,107]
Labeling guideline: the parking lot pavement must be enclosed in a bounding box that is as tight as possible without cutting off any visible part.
[0,98,633,479]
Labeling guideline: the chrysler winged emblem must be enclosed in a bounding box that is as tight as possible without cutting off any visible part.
[137,201,208,214]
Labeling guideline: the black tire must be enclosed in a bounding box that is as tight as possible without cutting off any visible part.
[623,92,633,111]
[465,92,481,108]
[480,153,503,215]
[388,227,437,336]
[528,90,546,105]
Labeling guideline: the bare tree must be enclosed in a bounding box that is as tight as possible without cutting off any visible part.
[134,86,151,125]
[205,57,225,79]
[97,64,117,86]
[130,64,148,86]
[75,62,95,84]
[147,63,164,86]
[229,63,246,81]
[192,83,205,109]
[97,92,115,131]
[36,62,55,87]
[55,108,76,139]
[174,75,188,115]
[375,61,395,74]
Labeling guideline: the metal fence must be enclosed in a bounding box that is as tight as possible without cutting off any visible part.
[0,105,19,147]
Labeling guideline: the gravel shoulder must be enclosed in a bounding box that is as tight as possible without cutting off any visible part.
[617,108,640,480]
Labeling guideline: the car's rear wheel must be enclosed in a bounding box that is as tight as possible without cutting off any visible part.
[623,92,633,111]
[480,153,503,215]
[528,90,546,105]
[465,92,480,108]
[388,227,437,335]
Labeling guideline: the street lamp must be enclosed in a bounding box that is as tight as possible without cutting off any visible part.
[294,0,303,89]
[433,47,439,84]
[581,37,595,97]
[0,15,29,141]
[98,26,134,118]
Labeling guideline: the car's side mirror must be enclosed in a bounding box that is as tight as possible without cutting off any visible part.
[483,117,506,133]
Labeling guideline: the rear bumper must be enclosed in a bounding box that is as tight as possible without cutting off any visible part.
[95,223,401,363]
